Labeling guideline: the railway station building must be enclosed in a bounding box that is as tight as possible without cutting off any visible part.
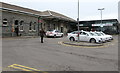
[0,2,76,37]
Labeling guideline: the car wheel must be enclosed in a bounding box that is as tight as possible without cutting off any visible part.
[70,37,75,41]
[90,38,96,43]
[54,34,56,38]
[61,34,63,37]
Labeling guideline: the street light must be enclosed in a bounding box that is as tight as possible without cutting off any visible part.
[98,8,104,31]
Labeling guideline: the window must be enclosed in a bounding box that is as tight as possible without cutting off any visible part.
[3,19,8,26]
[81,32,87,35]
[29,22,32,30]
[55,30,60,33]
[33,25,36,30]
[71,32,75,34]
[20,21,24,31]
[15,20,19,25]
[54,24,55,29]
[33,22,36,30]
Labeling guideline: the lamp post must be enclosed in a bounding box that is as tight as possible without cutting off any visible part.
[98,8,104,31]
[77,0,80,42]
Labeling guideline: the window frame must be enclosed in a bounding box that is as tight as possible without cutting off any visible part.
[29,22,32,31]
[19,21,24,31]
[2,19,8,26]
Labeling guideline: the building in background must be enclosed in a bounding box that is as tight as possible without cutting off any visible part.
[78,19,119,34]
[0,2,76,37]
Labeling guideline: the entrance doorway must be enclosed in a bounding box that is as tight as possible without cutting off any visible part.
[61,27,63,33]
[14,20,19,36]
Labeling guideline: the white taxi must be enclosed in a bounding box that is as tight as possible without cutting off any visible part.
[46,30,63,37]
[67,31,105,43]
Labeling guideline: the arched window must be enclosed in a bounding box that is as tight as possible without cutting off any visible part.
[33,22,36,30]
[29,22,32,30]
[15,20,19,25]
[20,21,24,31]
[3,19,8,26]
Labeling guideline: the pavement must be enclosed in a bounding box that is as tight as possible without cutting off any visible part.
[2,35,118,72]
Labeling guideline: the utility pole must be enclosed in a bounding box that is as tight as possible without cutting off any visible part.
[77,0,80,42]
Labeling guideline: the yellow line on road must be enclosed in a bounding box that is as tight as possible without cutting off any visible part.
[8,64,48,73]
[10,64,40,71]
[8,65,31,71]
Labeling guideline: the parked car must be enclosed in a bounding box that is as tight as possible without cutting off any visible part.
[67,31,105,43]
[89,31,107,42]
[46,30,63,37]
[67,31,80,41]
[99,32,113,40]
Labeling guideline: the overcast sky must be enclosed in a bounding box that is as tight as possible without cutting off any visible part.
[2,0,120,21]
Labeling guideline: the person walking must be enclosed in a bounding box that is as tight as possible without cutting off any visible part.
[39,28,45,43]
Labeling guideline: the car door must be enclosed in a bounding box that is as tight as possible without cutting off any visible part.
[54,30,59,36]
[71,31,77,37]
[80,32,88,41]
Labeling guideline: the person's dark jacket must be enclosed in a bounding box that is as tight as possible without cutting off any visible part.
[40,29,45,37]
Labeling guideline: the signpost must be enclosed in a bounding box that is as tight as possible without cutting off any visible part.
[38,16,42,36]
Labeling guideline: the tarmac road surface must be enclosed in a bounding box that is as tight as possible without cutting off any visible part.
[2,35,118,71]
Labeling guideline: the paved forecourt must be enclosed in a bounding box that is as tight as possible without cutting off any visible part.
[2,35,118,71]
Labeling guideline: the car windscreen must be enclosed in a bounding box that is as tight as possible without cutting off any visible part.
[48,30,54,32]
[95,32,102,36]
[55,30,60,33]
[75,31,81,34]
[71,31,80,34]
[89,32,97,36]
[100,32,105,35]
[71,32,75,34]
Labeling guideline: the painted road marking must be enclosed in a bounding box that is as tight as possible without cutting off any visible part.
[8,64,40,71]
[8,64,48,73]
[0,66,12,71]
[58,41,111,48]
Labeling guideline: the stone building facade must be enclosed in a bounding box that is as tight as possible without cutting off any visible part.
[0,2,76,37]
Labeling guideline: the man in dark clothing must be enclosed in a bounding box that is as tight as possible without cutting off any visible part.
[39,28,45,43]
[15,26,19,36]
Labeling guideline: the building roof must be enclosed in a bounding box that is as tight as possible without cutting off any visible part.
[41,10,76,22]
[0,2,41,15]
[79,19,118,22]
[0,2,76,22]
